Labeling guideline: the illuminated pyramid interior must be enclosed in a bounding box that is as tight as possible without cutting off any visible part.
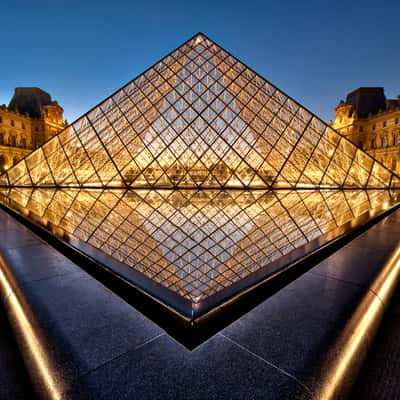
[1,33,399,316]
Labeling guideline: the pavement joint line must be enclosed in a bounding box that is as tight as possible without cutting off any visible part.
[308,269,389,305]
[218,333,313,396]
[1,242,46,251]
[134,332,166,350]
[0,253,87,298]
[71,332,167,383]
[308,269,366,288]
[18,269,87,286]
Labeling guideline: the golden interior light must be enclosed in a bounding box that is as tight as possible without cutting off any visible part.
[0,187,396,303]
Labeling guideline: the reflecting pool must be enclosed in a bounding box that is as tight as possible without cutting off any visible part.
[0,188,397,312]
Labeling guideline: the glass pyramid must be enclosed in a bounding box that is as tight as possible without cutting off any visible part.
[1,33,399,189]
[0,33,399,322]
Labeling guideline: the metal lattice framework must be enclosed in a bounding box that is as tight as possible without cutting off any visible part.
[0,187,395,302]
[1,33,399,189]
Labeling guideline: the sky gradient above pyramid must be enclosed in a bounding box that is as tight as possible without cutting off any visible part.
[1,33,399,189]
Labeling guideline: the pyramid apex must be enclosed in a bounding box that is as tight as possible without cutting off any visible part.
[191,32,209,44]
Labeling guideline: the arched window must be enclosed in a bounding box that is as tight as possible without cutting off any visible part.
[381,136,388,147]
[20,137,27,148]
[9,135,16,146]
[371,139,376,149]
[10,120,15,127]
[0,155,5,172]
[394,133,400,146]
[0,132,4,145]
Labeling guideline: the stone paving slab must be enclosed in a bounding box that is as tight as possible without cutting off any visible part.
[0,208,399,399]
[0,305,35,400]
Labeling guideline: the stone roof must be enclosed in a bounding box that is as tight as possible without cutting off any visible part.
[8,87,54,119]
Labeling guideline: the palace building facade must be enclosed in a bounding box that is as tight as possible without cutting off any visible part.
[0,87,65,172]
[332,87,400,174]
[1,85,399,178]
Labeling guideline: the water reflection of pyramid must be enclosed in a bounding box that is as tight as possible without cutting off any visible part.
[2,33,399,189]
[1,187,394,302]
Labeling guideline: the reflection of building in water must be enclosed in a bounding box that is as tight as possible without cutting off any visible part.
[332,87,400,174]
[0,87,66,172]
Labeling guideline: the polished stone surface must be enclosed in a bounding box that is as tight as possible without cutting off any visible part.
[63,334,311,400]
[1,243,79,285]
[0,306,35,399]
[0,207,399,399]
[350,283,400,399]
[3,256,164,389]
[220,272,367,390]
[310,244,393,288]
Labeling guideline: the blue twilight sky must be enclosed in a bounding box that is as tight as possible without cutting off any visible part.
[1,0,399,124]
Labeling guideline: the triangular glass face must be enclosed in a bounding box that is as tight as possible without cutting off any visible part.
[2,33,399,189]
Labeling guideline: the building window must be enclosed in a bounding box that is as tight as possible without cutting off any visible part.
[10,120,15,127]
[372,124,376,130]
[396,117,399,124]
[22,122,25,130]
[359,126,363,132]
[20,137,27,148]
[35,127,39,132]
[394,133,400,146]
[371,139,376,149]
[381,136,388,147]
[0,132,3,145]
[9,136,16,146]
[0,116,2,123]
[383,120,387,127]
[0,155,5,172]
